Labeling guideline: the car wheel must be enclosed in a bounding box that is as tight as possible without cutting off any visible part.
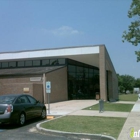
[41,108,46,119]
[19,113,26,126]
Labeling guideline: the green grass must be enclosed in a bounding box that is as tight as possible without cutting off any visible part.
[119,94,138,101]
[41,116,126,139]
[84,102,134,112]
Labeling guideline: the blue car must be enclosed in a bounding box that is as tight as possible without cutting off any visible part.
[0,94,46,126]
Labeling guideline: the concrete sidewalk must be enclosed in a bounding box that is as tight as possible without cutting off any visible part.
[44,100,138,140]
[46,100,98,116]
[118,99,140,140]
[46,100,134,118]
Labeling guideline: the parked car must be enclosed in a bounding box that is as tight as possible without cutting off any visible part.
[0,94,46,126]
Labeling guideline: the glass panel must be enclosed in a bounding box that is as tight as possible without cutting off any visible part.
[77,66,83,73]
[89,73,94,78]
[68,65,76,72]
[58,59,65,64]
[50,59,59,65]
[2,62,8,68]
[25,60,32,66]
[33,60,40,66]
[76,73,84,80]
[27,96,37,104]
[89,68,93,73]
[9,62,16,68]
[0,63,1,68]
[84,73,88,78]
[0,96,16,104]
[18,61,24,67]
[69,73,76,79]
[42,59,50,66]
[15,96,30,104]
[84,67,88,73]
[94,69,99,75]
[67,61,99,100]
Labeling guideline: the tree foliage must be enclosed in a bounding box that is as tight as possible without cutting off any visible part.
[122,0,140,61]
[117,74,135,93]
[135,78,140,87]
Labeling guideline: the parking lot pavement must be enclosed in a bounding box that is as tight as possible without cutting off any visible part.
[0,119,77,140]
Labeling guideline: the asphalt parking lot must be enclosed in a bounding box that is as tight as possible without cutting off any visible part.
[0,118,79,140]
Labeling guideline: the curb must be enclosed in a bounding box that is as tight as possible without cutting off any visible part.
[36,118,116,140]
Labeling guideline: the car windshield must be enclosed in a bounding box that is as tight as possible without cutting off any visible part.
[0,96,16,104]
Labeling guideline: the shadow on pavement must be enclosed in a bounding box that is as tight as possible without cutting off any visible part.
[0,118,45,130]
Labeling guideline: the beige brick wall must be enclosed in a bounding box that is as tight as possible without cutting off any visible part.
[99,45,118,101]
[0,75,43,98]
[45,67,68,103]
[33,84,43,103]
[99,46,107,100]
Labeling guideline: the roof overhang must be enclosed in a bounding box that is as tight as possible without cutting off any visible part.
[0,45,100,68]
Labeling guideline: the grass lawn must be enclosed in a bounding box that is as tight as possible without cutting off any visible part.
[41,116,126,139]
[119,94,138,101]
[84,102,134,112]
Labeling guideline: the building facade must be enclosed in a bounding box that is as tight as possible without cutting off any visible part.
[0,45,118,103]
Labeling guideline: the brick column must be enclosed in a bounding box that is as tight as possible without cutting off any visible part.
[99,46,107,101]
[108,71,113,100]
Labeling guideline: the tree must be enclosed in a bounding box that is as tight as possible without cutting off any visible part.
[122,0,140,61]
[117,74,125,93]
[117,74,135,93]
[135,78,140,87]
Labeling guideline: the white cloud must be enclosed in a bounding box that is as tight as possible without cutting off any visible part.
[51,26,82,36]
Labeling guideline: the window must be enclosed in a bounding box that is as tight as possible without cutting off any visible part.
[2,62,8,68]
[68,65,76,72]
[27,96,37,104]
[77,66,83,73]
[50,59,59,65]
[89,68,93,73]
[94,69,99,75]
[42,59,49,66]
[84,68,88,73]
[69,72,76,79]
[25,60,32,67]
[0,96,16,104]
[15,96,29,104]
[58,59,65,64]
[33,60,40,66]
[9,62,16,68]
[18,61,24,67]
[0,63,1,68]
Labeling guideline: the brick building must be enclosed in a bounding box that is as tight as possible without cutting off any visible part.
[0,45,118,103]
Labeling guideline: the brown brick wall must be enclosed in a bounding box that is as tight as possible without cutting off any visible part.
[0,75,43,98]
[33,84,43,103]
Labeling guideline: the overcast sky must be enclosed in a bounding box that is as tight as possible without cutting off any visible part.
[0,0,139,78]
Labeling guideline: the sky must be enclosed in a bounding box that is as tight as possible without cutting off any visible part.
[0,0,139,78]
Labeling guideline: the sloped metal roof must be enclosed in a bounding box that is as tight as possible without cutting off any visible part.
[0,66,64,76]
